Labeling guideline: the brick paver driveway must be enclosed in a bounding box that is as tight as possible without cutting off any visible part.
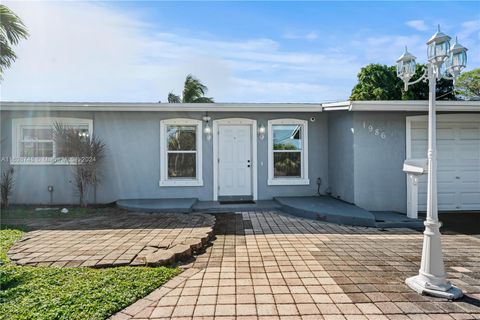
[8,211,215,267]
[113,211,480,319]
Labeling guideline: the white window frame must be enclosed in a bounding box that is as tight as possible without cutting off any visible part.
[159,118,203,187]
[11,117,93,165]
[268,119,309,185]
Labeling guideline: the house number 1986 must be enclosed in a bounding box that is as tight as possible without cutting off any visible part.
[363,122,386,139]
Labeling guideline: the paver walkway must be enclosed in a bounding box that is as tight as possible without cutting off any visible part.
[113,211,480,319]
[8,211,215,267]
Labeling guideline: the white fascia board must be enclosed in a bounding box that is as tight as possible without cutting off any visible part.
[321,101,351,111]
[0,102,323,113]
[349,100,480,112]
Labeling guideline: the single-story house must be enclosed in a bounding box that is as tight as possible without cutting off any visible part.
[1,100,479,216]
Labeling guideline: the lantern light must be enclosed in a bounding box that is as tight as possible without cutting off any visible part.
[396,46,417,89]
[258,123,266,140]
[203,113,212,140]
[426,25,451,65]
[447,37,468,78]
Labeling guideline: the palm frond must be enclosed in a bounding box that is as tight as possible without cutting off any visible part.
[0,35,16,75]
[168,92,181,103]
[0,5,28,45]
[192,96,214,103]
[182,74,209,103]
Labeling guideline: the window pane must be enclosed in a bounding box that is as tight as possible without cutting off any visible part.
[22,127,52,140]
[20,142,53,157]
[167,125,196,151]
[168,153,196,178]
[273,125,302,150]
[274,152,301,177]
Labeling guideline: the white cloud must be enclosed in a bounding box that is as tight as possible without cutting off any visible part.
[2,1,362,102]
[352,34,424,65]
[458,19,480,42]
[283,31,318,41]
[7,2,477,103]
[406,20,429,31]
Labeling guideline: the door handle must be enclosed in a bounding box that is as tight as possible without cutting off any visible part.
[247,160,251,163]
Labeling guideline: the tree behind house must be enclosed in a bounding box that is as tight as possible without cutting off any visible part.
[455,68,480,100]
[53,123,106,207]
[168,74,214,103]
[350,63,455,101]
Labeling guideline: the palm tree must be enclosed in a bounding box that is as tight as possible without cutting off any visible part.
[168,74,214,103]
[0,4,29,78]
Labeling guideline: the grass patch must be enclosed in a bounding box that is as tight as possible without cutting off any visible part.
[0,228,181,320]
[1,207,92,219]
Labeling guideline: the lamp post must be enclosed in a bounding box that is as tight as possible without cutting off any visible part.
[396,25,467,300]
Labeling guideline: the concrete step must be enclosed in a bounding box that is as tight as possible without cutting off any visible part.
[274,196,377,227]
[116,198,197,213]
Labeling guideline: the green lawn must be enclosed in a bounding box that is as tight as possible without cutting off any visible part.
[0,207,93,219]
[0,228,181,320]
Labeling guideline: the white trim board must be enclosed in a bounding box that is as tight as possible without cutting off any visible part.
[159,118,203,187]
[1,102,323,113]
[2,100,479,112]
[213,118,258,201]
[323,100,480,112]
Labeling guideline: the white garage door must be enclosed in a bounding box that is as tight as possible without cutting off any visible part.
[409,114,480,211]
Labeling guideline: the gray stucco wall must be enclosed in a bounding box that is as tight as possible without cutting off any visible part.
[326,111,418,213]
[327,111,354,203]
[1,110,327,204]
[352,112,409,213]
[1,111,94,204]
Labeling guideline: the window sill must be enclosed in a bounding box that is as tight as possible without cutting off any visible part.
[159,179,203,187]
[268,178,310,186]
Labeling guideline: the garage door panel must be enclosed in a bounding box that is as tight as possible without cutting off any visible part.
[437,146,456,161]
[438,192,457,207]
[459,127,480,140]
[419,192,456,208]
[412,128,427,139]
[457,144,480,159]
[410,116,480,212]
[412,144,427,158]
[460,171,479,183]
[461,192,480,203]
[437,128,455,140]
[437,170,457,182]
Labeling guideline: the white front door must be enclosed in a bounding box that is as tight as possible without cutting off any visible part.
[218,125,252,197]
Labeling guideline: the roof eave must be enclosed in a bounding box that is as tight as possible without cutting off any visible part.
[0,102,323,112]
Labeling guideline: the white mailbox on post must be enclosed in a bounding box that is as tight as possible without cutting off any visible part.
[403,158,428,219]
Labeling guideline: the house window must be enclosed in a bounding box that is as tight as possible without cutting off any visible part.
[268,119,309,185]
[19,126,54,157]
[160,119,203,186]
[12,118,93,165]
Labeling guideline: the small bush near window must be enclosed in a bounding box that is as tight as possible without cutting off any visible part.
[0,166,14,208]
[53,123,106,206]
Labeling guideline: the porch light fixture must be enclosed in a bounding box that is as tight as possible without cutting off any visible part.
[203,113,212,140]
[258,123,266,140]
[397,25,467,300]
[427,25,451,66]
[446,37,468,80]
[396,47,417,90]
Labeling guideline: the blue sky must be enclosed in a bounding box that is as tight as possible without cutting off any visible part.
[3,1,479,102]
